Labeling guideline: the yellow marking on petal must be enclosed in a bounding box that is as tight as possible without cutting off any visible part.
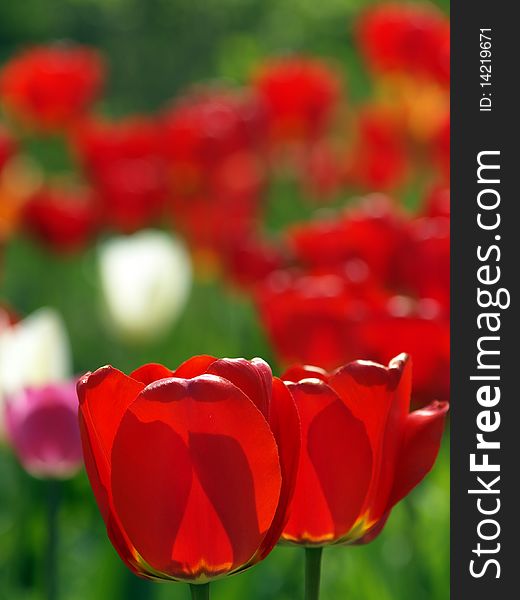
[281,530,336,547]
[132,550,236,584]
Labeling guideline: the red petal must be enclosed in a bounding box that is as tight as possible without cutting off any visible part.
[206,357,272,418]
[130,363,174,385]
[282,380,372,544]
[255,377,301,559]
[77,368,148,576]
[281,364,329,383]
[387,400,448,508]
[105,513,156,580]
[173,355,217,379]
[80,416,142,574]
[110,375,282,580]
[328,354,411,523]
[77,367,144,512]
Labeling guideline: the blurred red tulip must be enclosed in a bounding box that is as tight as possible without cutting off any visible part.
[170,153,264,258]
[5,381,82,478]
[423,185,450,218]
[356,3,450,85]
[257,269,386,369]
[357,298,450,406]
[161,88,265,167]
[282,354,448,545]
[288,195,407,281]
[395,215,450,309]
[74,117,168,233]
[78,355,300,582]
[222,234,286,289]
[0,45,105,131]
[22,186,99,253]
[258,276,450,403]
[254,57,340,147]
[344,108,409,191]
[161,89,266,256]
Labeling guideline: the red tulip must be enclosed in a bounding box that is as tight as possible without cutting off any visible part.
[161,88,265,167]
[73,117,167,233]
[258,194,450,405]
[356,3,450,85]
[257,268,449,405]
[288,195,407,281]
[253,57,340,146]
[256,269,386,369]
[0,45,105,131]
[423,185,450,219]
[281,354,448,545]
[168,151,264,257]
[78,356,300,582]
[22,186,99,253]
[161,89,266,255]
[395,215,450,310]
[357,297,450,406]
[221,235,286,290]
[344,109,409,192]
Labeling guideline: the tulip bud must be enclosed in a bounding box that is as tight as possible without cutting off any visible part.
[98,230,192,342]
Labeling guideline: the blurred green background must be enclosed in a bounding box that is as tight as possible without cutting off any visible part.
[0,1,449,599]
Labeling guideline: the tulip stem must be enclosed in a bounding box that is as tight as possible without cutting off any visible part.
[190,583,210,600]
[305,547,323,600]
[45,479,61,600]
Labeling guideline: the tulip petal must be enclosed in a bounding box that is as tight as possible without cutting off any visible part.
[130,363,174,385]
[110,375,282,579]
[255,377,301,559]
[328,354,411,522]
[112,411,194,576]
[79,414,148,578]
[282,380,372,545]
[387,401,448,508]
[173,355,217,379]
[105,514,155,580]
[206,357,272,418]
[77,366,144,518]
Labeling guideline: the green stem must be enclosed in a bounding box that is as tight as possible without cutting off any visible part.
[305,547,323,600]
[45,479,61,600]
[12,462,34,590]
[190,583,210,600]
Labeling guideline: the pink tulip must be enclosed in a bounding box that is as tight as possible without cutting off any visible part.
[5,381,82,478]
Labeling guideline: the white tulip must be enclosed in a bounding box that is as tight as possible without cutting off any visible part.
[0,307,72,434]
[98,230,192,342]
